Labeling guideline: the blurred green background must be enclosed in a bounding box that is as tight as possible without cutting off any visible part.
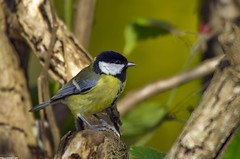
[29,0,200,153]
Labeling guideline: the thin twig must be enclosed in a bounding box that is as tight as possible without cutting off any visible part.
[38,0,60,154]
[45,0,61,151]
[118,55,224,115]
[38,75,53,156]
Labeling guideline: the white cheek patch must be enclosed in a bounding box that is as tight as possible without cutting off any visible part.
[99,61,125,75]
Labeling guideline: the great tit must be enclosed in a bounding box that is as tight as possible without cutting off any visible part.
[30,50,135,136]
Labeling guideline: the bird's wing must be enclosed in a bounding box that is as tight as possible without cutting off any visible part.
[51,66,100,101]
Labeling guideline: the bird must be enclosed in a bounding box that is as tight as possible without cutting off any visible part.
[29,50,135,136]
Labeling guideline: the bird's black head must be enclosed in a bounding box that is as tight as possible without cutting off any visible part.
[93,50,135,82]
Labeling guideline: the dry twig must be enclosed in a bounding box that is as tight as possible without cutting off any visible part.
[118,55,224,115]
[37,0,60,155]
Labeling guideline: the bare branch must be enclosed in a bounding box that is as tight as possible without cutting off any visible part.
[118,55,224,115]
[165,0,240,158]
[165,61,240,159]
[2,0,92,84]
[73,0,96,49]
[37,0,60,155]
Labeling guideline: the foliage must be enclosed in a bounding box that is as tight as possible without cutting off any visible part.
[122,103,167,136]
[222,128,240,159]
[124,18,176,55]
[121,103,169,146]
[130,146,166,159]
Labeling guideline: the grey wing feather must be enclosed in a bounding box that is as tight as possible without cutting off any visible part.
[51,67,99,101]
[29,66,99,112]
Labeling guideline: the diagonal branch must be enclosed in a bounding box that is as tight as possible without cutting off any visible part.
[3,0,92,84]
[165,0,240,158]
[118,55,224,115]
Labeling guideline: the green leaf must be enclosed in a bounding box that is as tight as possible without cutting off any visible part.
[222,128,240,159]
[130,146,166,159]
[124,18,175,54]
[121,103,167,136]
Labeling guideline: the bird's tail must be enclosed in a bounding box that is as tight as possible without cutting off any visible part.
[29,100,52,112]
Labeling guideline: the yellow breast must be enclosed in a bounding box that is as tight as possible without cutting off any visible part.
[65,75,124,117]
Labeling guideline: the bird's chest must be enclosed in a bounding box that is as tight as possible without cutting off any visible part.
[91,75,123,103]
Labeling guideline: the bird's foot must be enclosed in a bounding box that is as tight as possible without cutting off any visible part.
[91,118,120,137]
[77,114,120,137]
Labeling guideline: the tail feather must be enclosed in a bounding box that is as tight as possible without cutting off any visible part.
[29,100,52,112]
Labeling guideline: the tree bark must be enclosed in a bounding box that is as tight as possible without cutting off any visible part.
[165,0,240,158]
[55,130,128,159]
[2,0,92,84]
[165,59,240,159]
[0,5,37,158]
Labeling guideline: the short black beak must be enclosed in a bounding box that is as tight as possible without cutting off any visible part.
[127,62,136,67]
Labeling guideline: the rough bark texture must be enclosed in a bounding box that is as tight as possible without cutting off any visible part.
[1,0,126,158]
[55,130,128,159]
[0,5,36,158]
[165,0,240,158]
[165,60,240,159]
[3,0,92,84]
